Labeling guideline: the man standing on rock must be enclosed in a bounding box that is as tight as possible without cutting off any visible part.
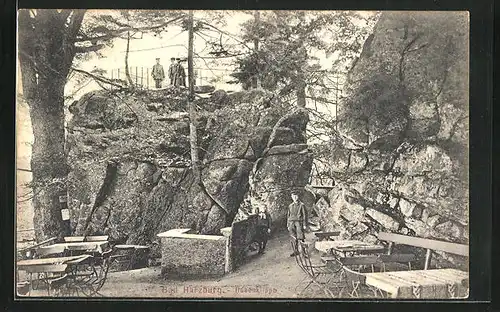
[173,58,186,88]
[288,191,308,257]
[168,57,176,85]
[151,57,165,89]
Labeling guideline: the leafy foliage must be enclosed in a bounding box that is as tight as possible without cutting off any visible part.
[230,11,378,96]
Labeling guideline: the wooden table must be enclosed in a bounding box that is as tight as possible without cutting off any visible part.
[364,268,469,298]
[37,241,109,256]
[17,254,93,269]
[315,240,385,256]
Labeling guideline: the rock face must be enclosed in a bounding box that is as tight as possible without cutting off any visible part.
[319,12,469,270]
[66,88,311,248]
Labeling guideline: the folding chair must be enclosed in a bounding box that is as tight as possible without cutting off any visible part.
[24,264,69,296]
[293,240,342,298]
[337,257,386,298]
[69,249,114,297]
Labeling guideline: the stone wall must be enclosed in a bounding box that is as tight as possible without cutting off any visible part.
[157,229,227,279]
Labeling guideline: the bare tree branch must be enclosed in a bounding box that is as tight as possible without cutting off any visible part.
[74,44,104,53]
[70,67,125,88]
[74,15,185,43]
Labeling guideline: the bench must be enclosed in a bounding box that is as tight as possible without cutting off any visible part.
[314,231,341,241]
[377,232,468,270]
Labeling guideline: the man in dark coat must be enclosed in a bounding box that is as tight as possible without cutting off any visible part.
[173,58,186,87]
[151,58,165,88]
[168,57,176,85]
[255,206,272,254]
[288,191,308,256]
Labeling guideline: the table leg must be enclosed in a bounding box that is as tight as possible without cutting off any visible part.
[29,273,32,296]
[447,284,457,298]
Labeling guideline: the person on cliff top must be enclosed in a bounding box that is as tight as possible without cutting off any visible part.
[172,58,186,88]
[288,191,308,257]
[151,58,165,89]
[168,57,176,85]
[255,206,272,254]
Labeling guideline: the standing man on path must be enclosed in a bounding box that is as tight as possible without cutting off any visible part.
[287,191,308,257]
[151,57,165,89]
[168,57,176,85]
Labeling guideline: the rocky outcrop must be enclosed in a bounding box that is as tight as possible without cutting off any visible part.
[66,88,311,248]
[317,12,469,270]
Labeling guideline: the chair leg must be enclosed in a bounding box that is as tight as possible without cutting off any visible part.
[350,281,360,298]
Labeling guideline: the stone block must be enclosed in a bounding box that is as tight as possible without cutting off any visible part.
[404,217,431,237]
[365,208,399,231]
[426,214,441,228]
[434,221,463,239]
[157,229,227,279]
[339,202,366,222]
[388,196,400,209]
[399,199,423,218]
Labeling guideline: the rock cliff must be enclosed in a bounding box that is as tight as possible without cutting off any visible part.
[317,12,469,269]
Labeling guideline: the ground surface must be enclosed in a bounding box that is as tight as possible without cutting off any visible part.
[23,231,337,299]
[99,231,329,298]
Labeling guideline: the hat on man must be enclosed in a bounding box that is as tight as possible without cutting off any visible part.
[175,58,181,61]
[156,57,160,60]
[170,57,175,60]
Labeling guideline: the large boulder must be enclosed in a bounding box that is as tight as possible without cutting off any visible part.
[249,143,313,229]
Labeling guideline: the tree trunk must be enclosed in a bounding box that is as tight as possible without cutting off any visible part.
[18,10,83,240]
[296,76,307,107]
[296,44,307,107]
[29,76,70,240]
[125,31,134,88]
[187,11,201,185]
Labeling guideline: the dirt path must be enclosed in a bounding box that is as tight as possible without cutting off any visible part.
[99,231,329,298]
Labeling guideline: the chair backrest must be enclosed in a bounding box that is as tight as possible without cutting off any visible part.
[23,263,68,274]
[298,240,316,277]
[377,232,468,256]
[91,249,115,292]
[377,253,416,263]
[339,256,380,266]
[342,265,367,284]
[321,256,343,273]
